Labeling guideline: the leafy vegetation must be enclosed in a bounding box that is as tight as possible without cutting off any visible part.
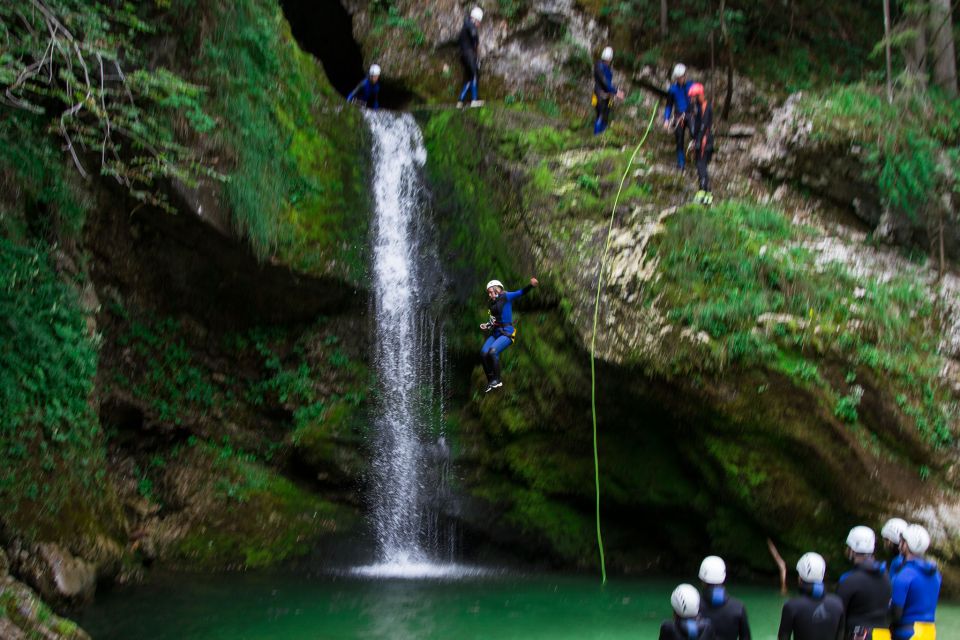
[646,201,954,446]
[0,239,118,541]
[0,0,219,213]
[800,84,960,216]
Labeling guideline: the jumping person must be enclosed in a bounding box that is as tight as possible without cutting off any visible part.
[778,552,845,640]
[593,46,624,135]
[890,524,941,640]
[346,64,381,110]
[687,82,714,205]
[479,277,538,393]
[881,518,909,578]
[698,556,751,640]
[659,583,716,639]
[663,63,693,170]
[457,7,484,108]
[837,526,892,640]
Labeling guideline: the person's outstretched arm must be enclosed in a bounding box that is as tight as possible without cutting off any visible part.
[505,277,538,301]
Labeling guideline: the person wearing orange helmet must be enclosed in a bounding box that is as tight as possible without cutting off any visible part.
[687,82,714,205]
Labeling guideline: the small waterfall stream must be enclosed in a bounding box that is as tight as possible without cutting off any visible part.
[355,110,470,577]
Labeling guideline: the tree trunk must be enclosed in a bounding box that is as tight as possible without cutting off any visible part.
[719,0,735,119]
[661,0,668,37]
[904,2,928,84]
[929,0,958,96]
[884,0,893,102]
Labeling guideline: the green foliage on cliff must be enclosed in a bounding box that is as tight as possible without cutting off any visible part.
[171,0,369,278]
[647,201,954,447]
[0,239,118,542]
[0,0,219,213]
[801,84,960,216]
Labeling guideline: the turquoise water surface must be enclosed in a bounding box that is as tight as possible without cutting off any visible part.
[77,571,960,639]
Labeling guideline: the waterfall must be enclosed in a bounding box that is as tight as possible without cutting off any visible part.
[358,110,462,576]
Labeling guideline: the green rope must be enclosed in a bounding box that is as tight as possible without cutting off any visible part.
[590,102,659,585]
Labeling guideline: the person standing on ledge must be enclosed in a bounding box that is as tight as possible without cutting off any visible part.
[778,552,845,640]
[837,526,892,640]
[346,64,381,110]
[457,7,484,108]
[687,82,714,205]
[664,63,693,170]
[479,277,538,393]
[890,524,941,640]
[659,583,716,639]
[593,46,624,135]
[698,556,751,640]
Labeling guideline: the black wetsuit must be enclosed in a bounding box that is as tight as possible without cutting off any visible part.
[701,587,751,640]
[458,17,479,101]
[659,618,716,640]
[778,585,845,640]
[689,100,714,192]
[837,560,892,638]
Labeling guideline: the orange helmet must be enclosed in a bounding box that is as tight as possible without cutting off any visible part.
[687,82,705,98]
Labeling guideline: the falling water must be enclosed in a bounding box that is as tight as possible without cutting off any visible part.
[356,110,473,578]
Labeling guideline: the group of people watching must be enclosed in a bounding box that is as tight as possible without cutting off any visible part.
[661,519,942,640]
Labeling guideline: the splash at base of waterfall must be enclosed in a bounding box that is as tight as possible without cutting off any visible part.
[349,562,494,580]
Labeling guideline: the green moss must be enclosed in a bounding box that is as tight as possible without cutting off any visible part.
[169,443,356,569]
[171,0,369,280]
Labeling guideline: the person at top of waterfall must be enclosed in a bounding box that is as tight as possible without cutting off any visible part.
[881,517,909,578]
[457,7,484,108]
[777,552,845,640]
[592,46,625,135]
[663,63,694,170]
[479,277,538,393]
[698,556,751,640]
[836,526,892,640]
[890,524,941,640]
[688,82,714,205]
[658,583,716,640]
[347,64,381,110]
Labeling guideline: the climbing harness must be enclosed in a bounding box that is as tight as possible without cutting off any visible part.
[589,100,659,584]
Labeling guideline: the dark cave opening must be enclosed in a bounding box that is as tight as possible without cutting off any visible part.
[279,0,416,110]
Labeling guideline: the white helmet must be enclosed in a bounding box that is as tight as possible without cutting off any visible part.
[902,524,931,555]
[698,556,726,585]
[485,279,503,290]
[846,526,876,554]
[471,7,484,22]
[797,552,826,584]
[672,63,687,81]
[369,64,381,77]
[601,46,614,62]
[670,583,700,618]
[881,518,908,545]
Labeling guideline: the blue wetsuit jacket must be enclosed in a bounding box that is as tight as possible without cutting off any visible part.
[594,61,616,99]
[347,77,379,109]
[664,81,693,122]
[890,559,942,638]
[889,554,906,578]
[489,285,532,337]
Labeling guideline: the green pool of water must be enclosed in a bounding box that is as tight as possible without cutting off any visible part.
[77,570,960,639]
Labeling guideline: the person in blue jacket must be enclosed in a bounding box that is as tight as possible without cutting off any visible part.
[663,63,694,170]
[346,64,381,109]
[593,46,624,135]
[890,524,941,640]
[457,7,484,107]
[479,277,538,393]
